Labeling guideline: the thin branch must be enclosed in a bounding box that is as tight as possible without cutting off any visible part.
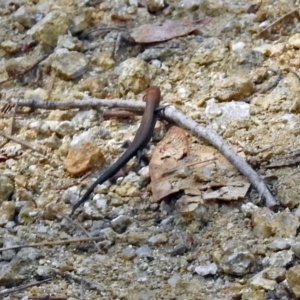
[258,6,300,36]
[9,99,18,135]
[51,268,105,294]
[0,131,47,155]
[11,97,277,207]
[0,236,104,252]
[0,278,51,296]
[54,210,101,252]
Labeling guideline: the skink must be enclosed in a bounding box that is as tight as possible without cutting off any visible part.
[71,86,161,215]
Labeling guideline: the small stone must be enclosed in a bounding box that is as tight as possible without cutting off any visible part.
[24,88,49,101]
[110,215,132,234]
[92,52,115,71]
[125,232,150,246]
[253,43,284,56]
[168,273,182,288]
[241,288,265,300]
[288,33,300,49]
[263,250,294,268]
[78,77,108,98]
[28,11,69,46]
[251,207,274,238]
[64,141,104,176]
[263,267,286,281]
[120,245,136,260]
[5,57,39,77]
[54,121,75,136]
[57,35,83,51]
[192,39,226,65]
[170,244,187,256]
[0,175,14,204]
[219,241,255,276]
[195,262,218,276]
[50,51,89,80]
[269,210,299,238]
[48,110,74,121]
[18,205,39,224]
[0,248,43,286]
[213,75,255,102]
[0,40,20,54]
[13,5,34,28]
[250,272,276,291]
[118,57,154,94]
[291,242,300,257]
[231,41,245,51]
[267,238,294,251]
[70,10,92,34]
[136,245,152,257]
[0,202,16,226]
[148,233,168,246]
[286,265,300,297]
[146,0,165,13]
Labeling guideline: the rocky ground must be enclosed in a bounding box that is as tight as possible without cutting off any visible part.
[1,0,300,299]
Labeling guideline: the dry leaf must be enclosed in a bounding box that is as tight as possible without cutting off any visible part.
[130,17,211,43]
[149,126,250,203]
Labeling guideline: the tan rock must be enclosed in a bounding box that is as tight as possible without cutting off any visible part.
[214,75,255,102]
[64,141,105,175]
[286,265,300,297]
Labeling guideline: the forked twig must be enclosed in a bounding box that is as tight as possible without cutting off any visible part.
[11,96,277,207]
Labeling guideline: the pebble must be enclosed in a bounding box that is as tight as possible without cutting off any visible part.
[195,262,218,276]
[0,175,14,204]
[146,0,165,12]
[117,57,154,94]
[24,88,49,101]
[213,75,255,102]
[135,245,152,257]
[64,140,105,175]
[267,238,294,251]
[205,99,250,129]
[124,231,150,246]
[110,215,132,234]
[18,205,39,224]
[148,233,168,246]
[0,40,19,54]
[250,274,276,291]
[218,242,255,276]
[0,248,43,286]
[262,250,294,268]
[57,35,83,51]
[263,267,286,281]
[286,265,300,297]
[120,245,136,260]
[78,76,108,97]
[0,202,15,226]
[288,33,300,49]
[50,51,89,80]
[13,5,34,28]
[71,110,100,130]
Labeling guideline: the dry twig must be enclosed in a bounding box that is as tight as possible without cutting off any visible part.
[11,96,277,207]
[0,236,104,252]
[0,131,46,155]
[0,278,51,296]
[51,268,105,294]
[258,6,300,36]
[54,210,101,252]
